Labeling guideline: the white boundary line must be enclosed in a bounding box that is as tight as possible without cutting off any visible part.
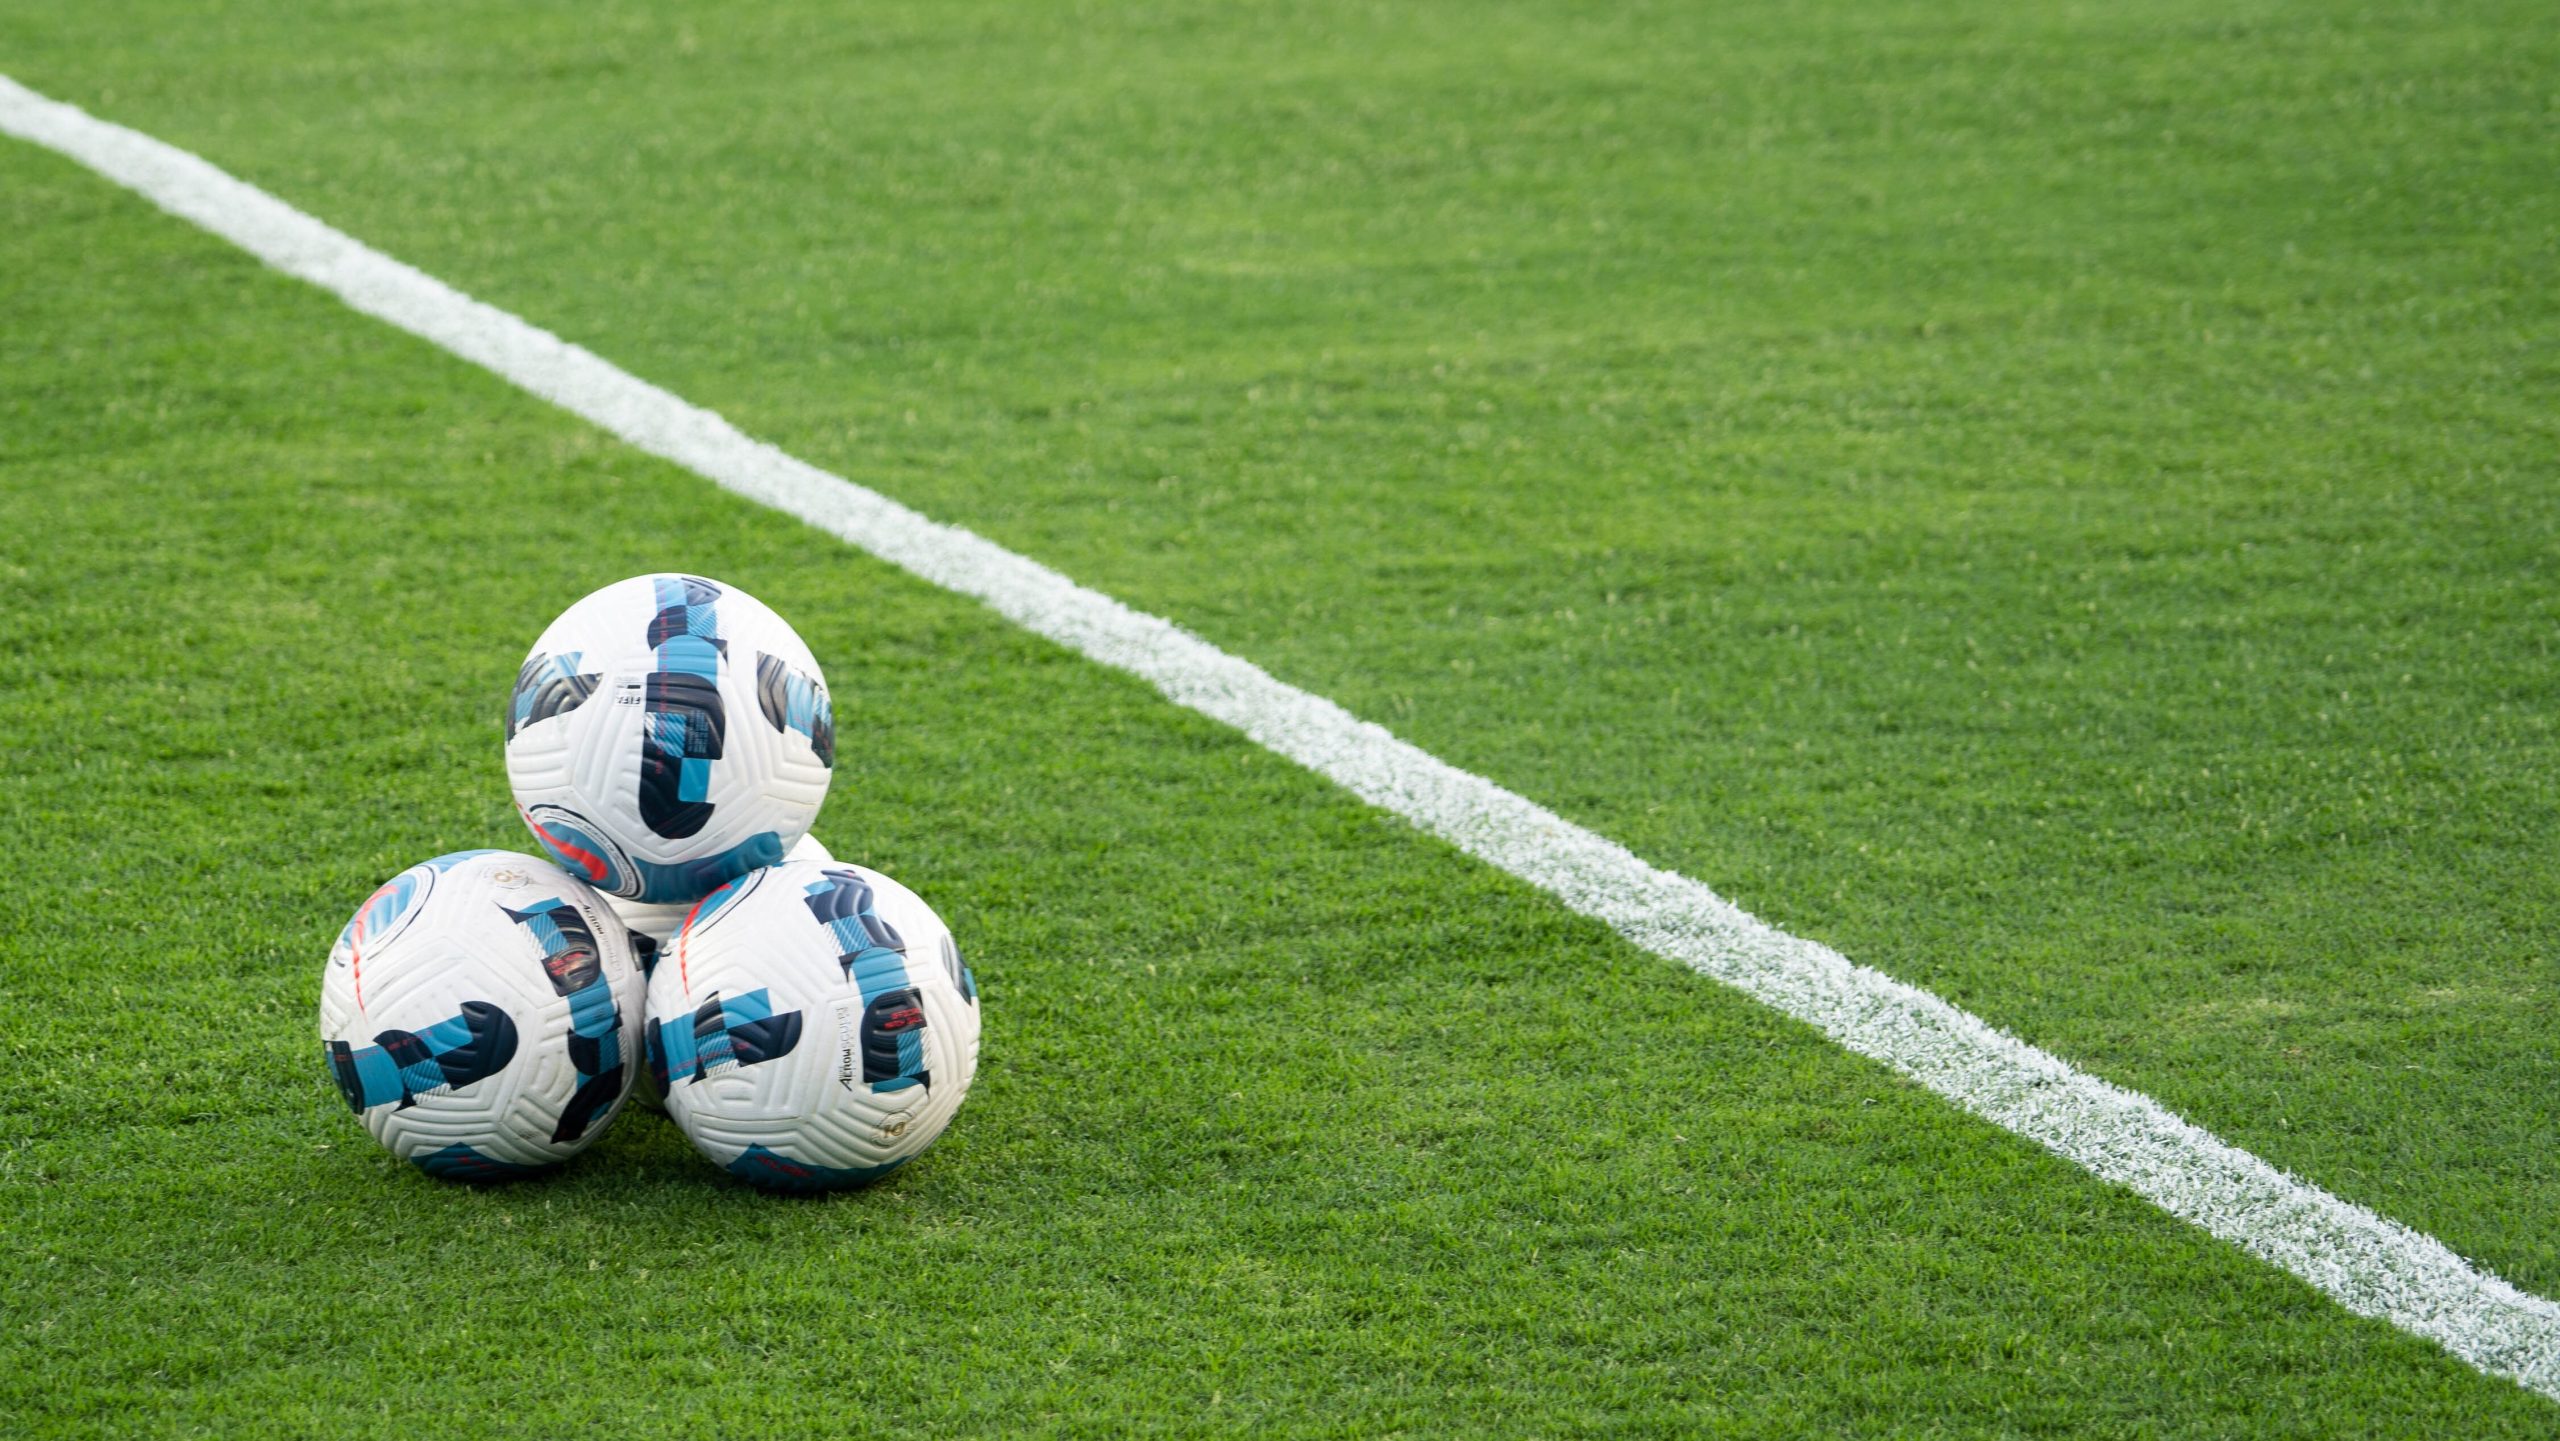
[5,71,2554,1400]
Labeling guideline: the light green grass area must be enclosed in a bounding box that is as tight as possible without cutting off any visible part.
[4,0,2550,1296]
[2,0,2555,1434]
[3,130,2550,1441]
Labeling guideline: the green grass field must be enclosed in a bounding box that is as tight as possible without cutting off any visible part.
[3,0,2555,1434]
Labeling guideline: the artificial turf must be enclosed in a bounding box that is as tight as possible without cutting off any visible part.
[2,0,2555,1434]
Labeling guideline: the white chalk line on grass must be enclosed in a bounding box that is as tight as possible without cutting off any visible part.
[4,71,2553,1400]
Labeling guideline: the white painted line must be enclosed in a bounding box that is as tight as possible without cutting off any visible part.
[4,70,2554,1398]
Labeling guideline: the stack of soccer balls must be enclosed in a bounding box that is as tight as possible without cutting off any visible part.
[317,574,980,1191]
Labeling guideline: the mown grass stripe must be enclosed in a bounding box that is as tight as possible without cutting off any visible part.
[4,69,2552,1400]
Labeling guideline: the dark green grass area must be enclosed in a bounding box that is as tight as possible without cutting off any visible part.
[0,0,2550,1301]
[1,141,2555,1437]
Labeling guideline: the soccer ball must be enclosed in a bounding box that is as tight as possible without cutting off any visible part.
[607,831,838,952]
[648,859,980,1190]
[505,573,835,907]
[318,850,647,1179]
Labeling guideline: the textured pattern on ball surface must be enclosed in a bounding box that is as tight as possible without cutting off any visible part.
[505,574,835,905]
[648,860,980,1191]
[317,850,648,1177]
[608,832,836,949]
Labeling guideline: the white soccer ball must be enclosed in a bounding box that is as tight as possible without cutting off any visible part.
[648,859,980,1190]
[505,573,835,907]
[607,831,837,951]
[318,850,647,1178]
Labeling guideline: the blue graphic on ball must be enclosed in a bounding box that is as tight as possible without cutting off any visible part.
[507,649,599,741]
[726,1143,908,1192]
[647,988,802,1087]
[501,896,627,1143]
[802,869,931,1094]
[412,1144,547,1182]
[328,1001,519,1113]
[639,575,727,841]
[755,652,835,767]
